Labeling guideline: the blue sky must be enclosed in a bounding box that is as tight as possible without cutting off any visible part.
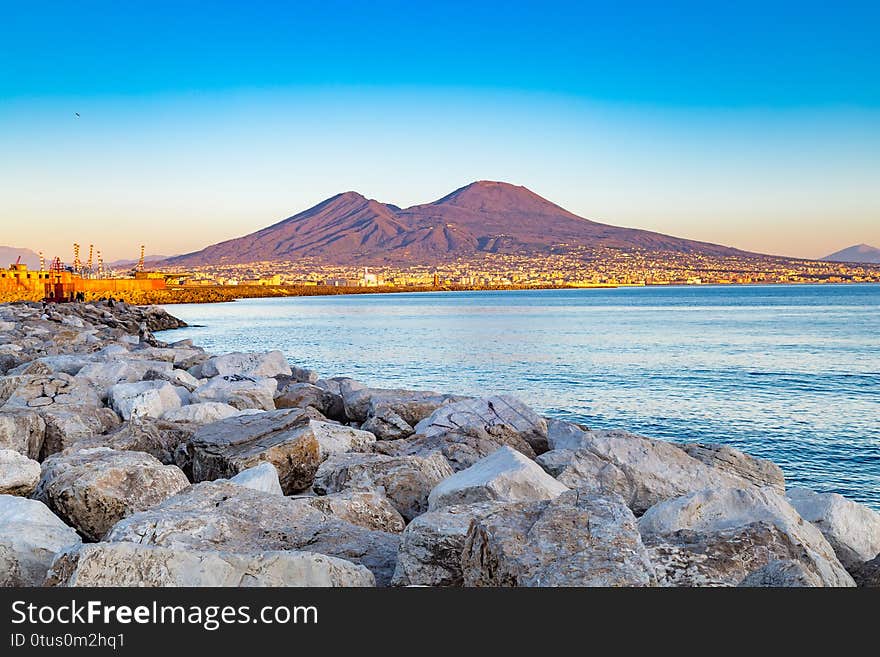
[1,0,878,260]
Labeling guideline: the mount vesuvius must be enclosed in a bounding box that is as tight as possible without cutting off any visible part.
[163,181,750,267]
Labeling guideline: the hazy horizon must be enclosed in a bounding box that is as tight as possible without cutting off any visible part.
[2,1,878,261]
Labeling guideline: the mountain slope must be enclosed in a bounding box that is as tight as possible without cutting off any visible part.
[169,192,408,265]
[0,246,40,269]
[821,244,880,264]
[107,255,172,268]
[164,181,750,267]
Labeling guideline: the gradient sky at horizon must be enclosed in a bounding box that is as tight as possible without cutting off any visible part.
[1,1,878,261]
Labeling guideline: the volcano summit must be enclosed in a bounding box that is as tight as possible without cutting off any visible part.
[164,181,750,267]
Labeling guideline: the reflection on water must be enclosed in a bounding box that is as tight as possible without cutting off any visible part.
[158,284,880,509]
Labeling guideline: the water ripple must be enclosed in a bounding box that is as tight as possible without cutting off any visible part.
[157,284,880,510]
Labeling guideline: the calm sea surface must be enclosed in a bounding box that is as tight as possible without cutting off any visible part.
[157,284,880,509]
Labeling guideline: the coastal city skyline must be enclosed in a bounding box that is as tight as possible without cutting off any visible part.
[2,2,879,260]
[3,179,879,305]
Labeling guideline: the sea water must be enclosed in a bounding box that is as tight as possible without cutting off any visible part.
[157,284,880,509]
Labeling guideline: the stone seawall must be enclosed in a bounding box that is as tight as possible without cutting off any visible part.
[1,300,878,587]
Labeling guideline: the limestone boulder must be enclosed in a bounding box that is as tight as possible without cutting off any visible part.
[392,502,504,586]
[0,409,45,459]
[786,487,880,569]
[198,351,292,379]
[0,495,81,586]
[290,365,320,384]
[229,462,284,496]
[187,408,324,494]
[2,372,101,410]
[342,387,461,426]
[191,375,277,411]
[638,486,855,587]
[34,448,190,541]
[275,382,345,421]
[76,359,173,399]
[738,560,824,587]
[461,491,656,586]
[108,380,184,420]
[38,407,122,458]
[372,427,537,472]
[0,372,120,456]
[312,420,376,461]
[143,367,201,392]
[3,372,101,410]
[0,449,41,496]
[534,449,576,477]
[313,451,454,522]
[162,401,240,425]
[75,417,195,465]
[315,377,366,398]
[415,395,549,455]
[554,430,754,515]
[428,446,568,511]
[105,481,401,585]
[8,355,91,377]
[300,490,406,533]
[681,443,785,493]
[546,418,592,451]
[361,410,415,440]
[46,542,374,587]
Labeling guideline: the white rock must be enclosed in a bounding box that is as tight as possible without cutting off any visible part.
[342,387,462,427]
[46,542,375,587]
[34,447,191,541]
[681,443,785,493]
[392,502,505,586]
[639,487,855,587]
[311,420,376,461]
[200,351,292,379]
[555,430,754,515]
[314,451,455,521]
[9,355,91,376]
[302,490,406,533]
[461,491,656,587]
[428,446,568,511]
[0,449,41,496]
[546,418,592,451]
[787,487,880,568]
[738,560,824,587]
[105,481,401,585]
[162,401,240,425]
[76,359,173,397]
[146,368,201,391]
[108,380,184,420]
[535,448,576,477]
[0,495,81,586]
[415,395,549,454]
[191,375,277,411]
[186,408,322,494]
[229,462,284,496]
[0,409,46,459]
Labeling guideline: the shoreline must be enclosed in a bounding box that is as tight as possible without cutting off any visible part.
[12,279,874,307]
[0,299,878,587]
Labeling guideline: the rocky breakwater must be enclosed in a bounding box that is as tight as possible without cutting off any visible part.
[2,300,879,587]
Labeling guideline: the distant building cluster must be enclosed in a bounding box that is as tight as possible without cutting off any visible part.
[155,247,880,290]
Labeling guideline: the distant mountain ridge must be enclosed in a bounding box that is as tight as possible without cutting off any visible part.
[821,244,880,264]
[106,255,173,268]
[163,181,753,267]
[0,246,40,269]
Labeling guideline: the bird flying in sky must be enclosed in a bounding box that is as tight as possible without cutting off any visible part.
[74,112,80,117]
